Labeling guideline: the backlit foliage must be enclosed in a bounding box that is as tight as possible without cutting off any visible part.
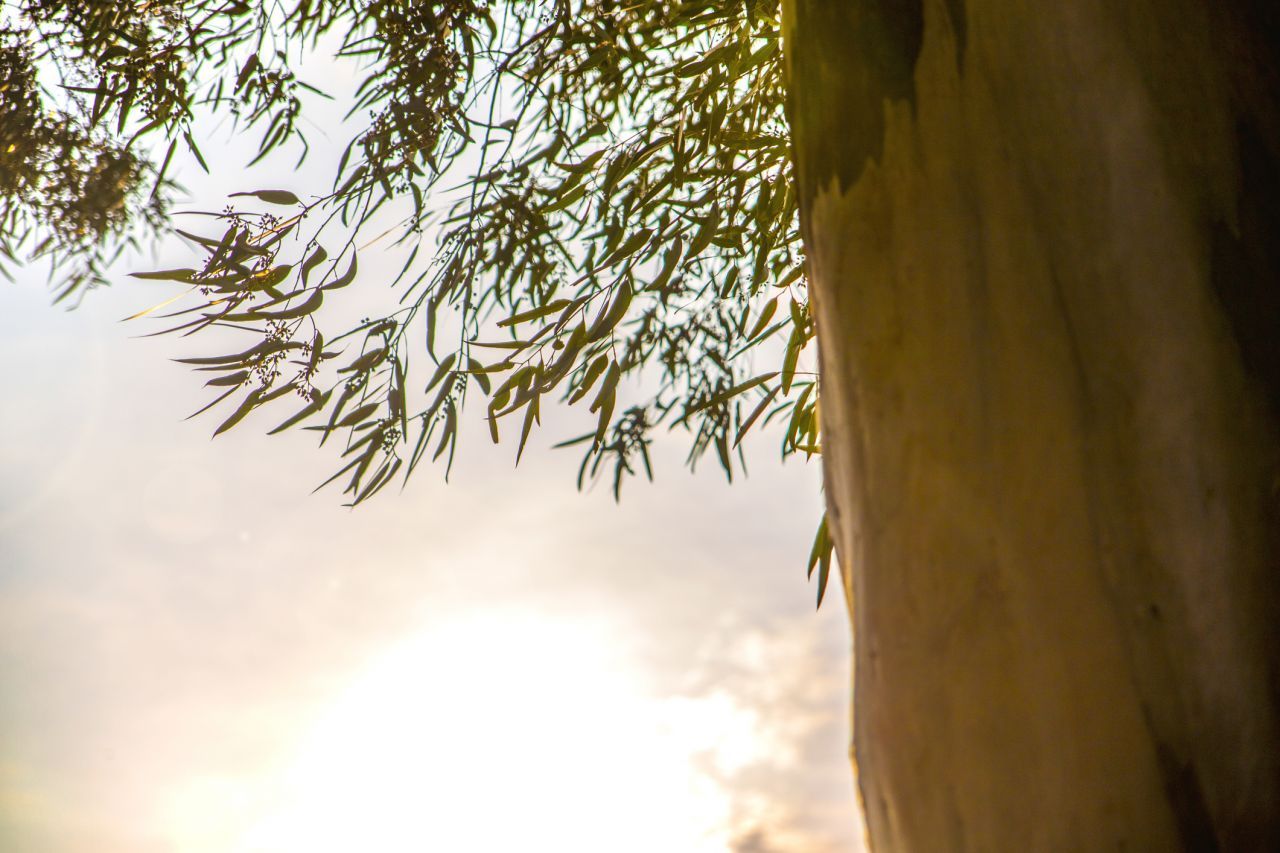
[1,0,834,603]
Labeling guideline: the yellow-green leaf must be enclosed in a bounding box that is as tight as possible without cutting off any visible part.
[230,189,301,205]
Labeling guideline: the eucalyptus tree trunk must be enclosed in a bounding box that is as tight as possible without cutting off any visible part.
[783,1,1280,849]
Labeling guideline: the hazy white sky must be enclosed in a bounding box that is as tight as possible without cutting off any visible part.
[0,274,860,852]
[0,32,863,853]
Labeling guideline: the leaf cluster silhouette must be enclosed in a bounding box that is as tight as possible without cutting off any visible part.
[1,0,834,601]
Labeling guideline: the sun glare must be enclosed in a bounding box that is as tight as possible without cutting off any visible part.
[171,608,770,852]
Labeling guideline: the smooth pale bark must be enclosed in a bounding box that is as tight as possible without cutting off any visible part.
[784,1,1280,849]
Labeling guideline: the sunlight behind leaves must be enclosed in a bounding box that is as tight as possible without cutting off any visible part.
[166,608,778,853]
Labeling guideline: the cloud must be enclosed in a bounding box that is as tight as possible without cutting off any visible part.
[731,827,782,853]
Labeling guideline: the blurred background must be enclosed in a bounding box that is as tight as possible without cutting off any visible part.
[0,38,862,853]
[0,267,859,852]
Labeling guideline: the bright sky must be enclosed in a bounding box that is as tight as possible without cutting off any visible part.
[0,31,864,853]
[0,277,861,852]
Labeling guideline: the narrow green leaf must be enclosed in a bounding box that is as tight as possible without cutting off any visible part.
[321,254,358,291]
[497,299,572,328]
[471,339,530,350]
[230,189,301,206]
[594,387,615,447]
[213,390,263,436]
[338,402,379,428]
[808,515,836,609]
[599,229,652,268]
[586,279,634,343]
[467,357,491,394]
[516,394,540,464]
[781,330,801,394]
[540,183,587,213]
[553,432,595,449]
[686,208,720,258]
[224,288,323,322]
[175,340,298,366]
[425,353,456,392]
[734,384,782,447]
[650,236,683,292]
[432,403,456,461]
[568,354,610,405]
[816,552,831,608]
[300,245,328,287]
[130,268,198,282]
[715,432,733,482]
[183,130,209,172]
[205,371,249,387]
[174,229,221,250]
[589,362,620,413]
[688,372,777,417]
[748,298,779,341]
[555,149,605,174]
[339,346,387,374]
[269,390,330,434]
[807,515,828,579]
[785,383,815,452]
[185,385,240,420]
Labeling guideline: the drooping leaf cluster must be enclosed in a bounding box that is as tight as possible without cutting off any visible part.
[1,0,834,602]
[1,20,166,299]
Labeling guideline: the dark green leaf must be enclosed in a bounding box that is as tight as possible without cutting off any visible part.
[213,390,263,436]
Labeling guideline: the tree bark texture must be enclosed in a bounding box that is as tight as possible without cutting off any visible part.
[784,1,1280,849]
